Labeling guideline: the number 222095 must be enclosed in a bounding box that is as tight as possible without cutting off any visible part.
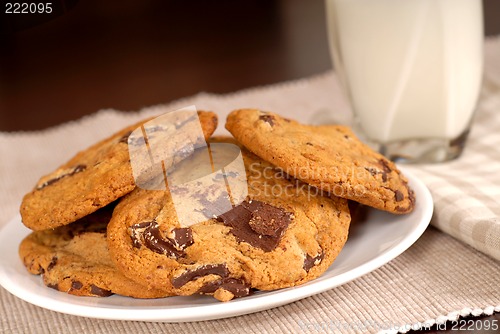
[5,3,53,14]
[447,319,498,331]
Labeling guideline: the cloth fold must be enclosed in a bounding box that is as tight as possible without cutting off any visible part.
[0,37,499,334]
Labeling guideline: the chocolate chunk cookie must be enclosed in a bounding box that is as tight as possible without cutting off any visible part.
[20,110,218,231]
[225,109,415,214]
[107,138,351,302]
[18,204,172,298]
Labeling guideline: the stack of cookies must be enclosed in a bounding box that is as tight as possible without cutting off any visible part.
[18,108,415,302]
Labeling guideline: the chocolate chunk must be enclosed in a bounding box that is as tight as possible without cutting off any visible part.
[394,190,404,202]
[90,285,113,297]
[171,228,194,249]
[71,281,83,290]
[143,223,171,255]
[172,264,229,288]
[198,278,252,298]
[46,283,59,290]
[143,225,194,257]
[396,187,415,212]
[378,159,392,182]
[46,256,58,272]
[129,221,193,258]
[381,173,388,183]
[259,114,275,126]
[364,167,378,177]
[303,252,324,272]
[216,200,292,252]
[37,165,87,190]
[27,259,42,274]
[365,165,388,182]
[130,222,150,248]
[379,160,392,173]
[248,205,289,236]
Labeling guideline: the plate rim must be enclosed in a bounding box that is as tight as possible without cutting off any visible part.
[0,167,433,322]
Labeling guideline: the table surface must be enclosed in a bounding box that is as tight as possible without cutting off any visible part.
[1,1,499,333]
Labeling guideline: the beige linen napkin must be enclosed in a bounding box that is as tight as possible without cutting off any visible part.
[1,38,499,334]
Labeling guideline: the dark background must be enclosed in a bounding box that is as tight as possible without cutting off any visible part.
[1,0,499,132]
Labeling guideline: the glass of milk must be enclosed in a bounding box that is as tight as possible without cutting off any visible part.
[325,0,484,163]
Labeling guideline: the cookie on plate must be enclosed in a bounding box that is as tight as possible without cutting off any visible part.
[107,137,351,302]
[19,203,172,298]
[20,111,218,231]
[225,109,415,214]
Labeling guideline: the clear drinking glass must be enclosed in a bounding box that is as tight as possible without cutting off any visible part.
[325,0,484,163]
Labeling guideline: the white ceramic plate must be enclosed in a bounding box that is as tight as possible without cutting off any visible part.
[0,168,432,322]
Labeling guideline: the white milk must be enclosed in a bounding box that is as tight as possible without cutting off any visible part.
[326,0,483,142]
